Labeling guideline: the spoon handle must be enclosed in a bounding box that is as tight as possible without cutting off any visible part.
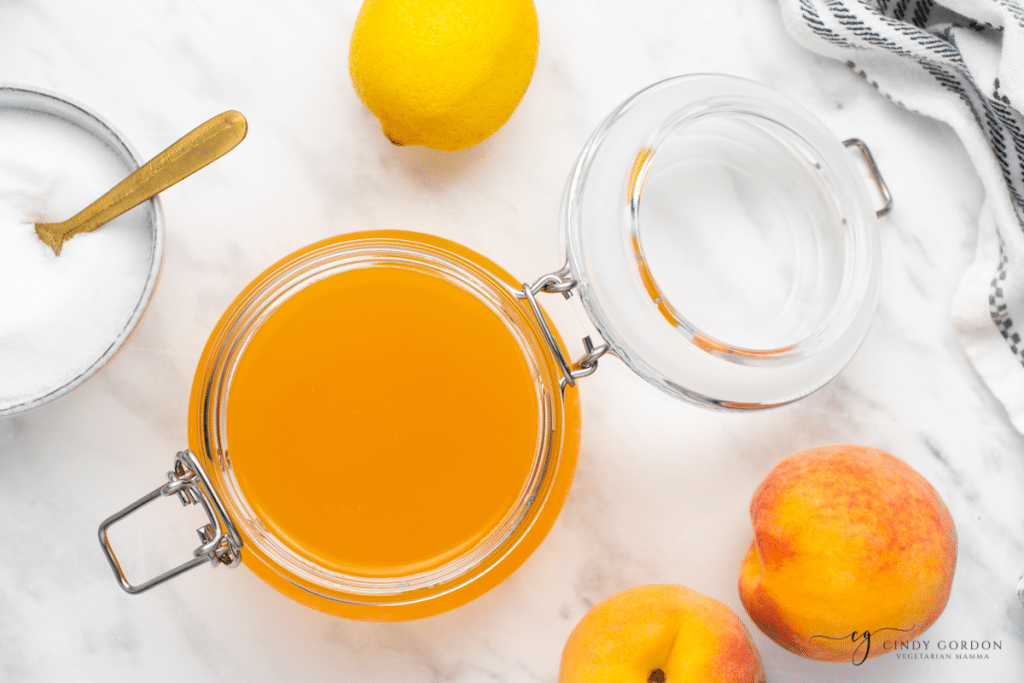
[37,110,247,252]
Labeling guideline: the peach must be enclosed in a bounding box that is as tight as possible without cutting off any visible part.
[559,584,766,683]
[738,444,957,664]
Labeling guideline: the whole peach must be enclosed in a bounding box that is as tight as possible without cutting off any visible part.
[559,584,766,683]
[738,444,957,663]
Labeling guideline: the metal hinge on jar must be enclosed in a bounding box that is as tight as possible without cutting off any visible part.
[516,265,611,392]
[98,449,242,594]
[844,138,892,218]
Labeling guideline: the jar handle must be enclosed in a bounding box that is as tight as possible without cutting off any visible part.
[844,138,893,218]
[98,449,242,594]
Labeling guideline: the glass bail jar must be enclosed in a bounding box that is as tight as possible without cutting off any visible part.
[99,74,889,619]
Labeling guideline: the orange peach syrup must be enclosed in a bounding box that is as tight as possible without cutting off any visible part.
[222,264,543,577]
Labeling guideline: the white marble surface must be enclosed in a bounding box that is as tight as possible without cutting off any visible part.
[1,0,1023,681]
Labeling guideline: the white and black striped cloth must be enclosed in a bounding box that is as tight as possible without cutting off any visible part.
[781,0,1024,434]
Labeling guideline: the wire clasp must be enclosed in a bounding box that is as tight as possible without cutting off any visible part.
[98,449,242,595]
[516,265,611,392]
[844,138,892,218]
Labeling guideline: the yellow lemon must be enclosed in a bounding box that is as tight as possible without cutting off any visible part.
[349,0,539,151]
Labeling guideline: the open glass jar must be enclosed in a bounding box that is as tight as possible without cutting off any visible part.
[99,74,889,619]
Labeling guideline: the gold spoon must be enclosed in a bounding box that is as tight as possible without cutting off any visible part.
[35,110,248,256]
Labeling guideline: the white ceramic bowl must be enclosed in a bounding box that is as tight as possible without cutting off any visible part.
[0,86,163,415]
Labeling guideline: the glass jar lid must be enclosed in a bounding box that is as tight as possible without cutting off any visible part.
[563,74,882,409]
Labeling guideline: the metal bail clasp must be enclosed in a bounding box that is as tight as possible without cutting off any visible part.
[98,449,242,594]
[843,138,892,218]
[516,265,611,392]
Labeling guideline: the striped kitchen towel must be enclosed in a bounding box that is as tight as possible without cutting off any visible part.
[779,0,1024,435]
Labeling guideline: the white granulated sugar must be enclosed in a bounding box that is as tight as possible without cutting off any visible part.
[0,107,153,410]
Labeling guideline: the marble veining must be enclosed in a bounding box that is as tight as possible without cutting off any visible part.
[1,0,1023,681]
